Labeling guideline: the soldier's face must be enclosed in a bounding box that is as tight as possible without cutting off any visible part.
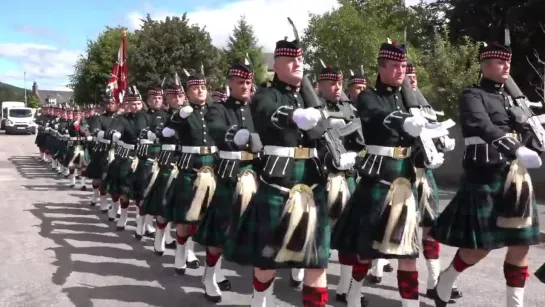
[130,100,143,113]
[228,77,252,101]
[379,60,407,86]
[105,101,117,112]
[147,95,163,110]
[348,84,366,103]
[408,74,417,88]
[167,93,185,108]
[483,59,510,82]
[187,85,207,104]
[274,56,303,85]
[318,80,342,102]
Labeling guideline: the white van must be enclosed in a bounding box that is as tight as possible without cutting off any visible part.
[2,107,36,134]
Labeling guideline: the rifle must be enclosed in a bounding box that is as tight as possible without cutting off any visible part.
[401,77,453,165]
[505,76,545,147]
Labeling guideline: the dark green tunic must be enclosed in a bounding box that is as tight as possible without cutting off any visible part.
[86,112,118,180]
[193,96,261,249]
[224,79,329,269]
[430,78,541,249]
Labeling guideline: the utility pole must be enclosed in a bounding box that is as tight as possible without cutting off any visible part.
[24,71,27,106]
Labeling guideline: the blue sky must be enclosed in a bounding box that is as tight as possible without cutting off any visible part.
[0,0,423,93]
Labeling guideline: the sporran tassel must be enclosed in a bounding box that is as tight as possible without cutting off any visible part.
[185,166,216,222]
[326,173,350,223]
[497,161,533,228]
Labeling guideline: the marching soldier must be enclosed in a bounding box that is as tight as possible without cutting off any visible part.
[131,86,165,240]
[141,74,185,255]
[193,59,261,302]
[65,107,88,189]
[86,95,121,214]
[314,64,367,305]
[105,86,144,230]
[431,42,543,307]
[161,71,216,275]
[332,39,445,307]
[224,35,355,307]
[347,71,367,105]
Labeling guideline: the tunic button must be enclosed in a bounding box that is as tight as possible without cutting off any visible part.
[204,139,207,143]
[203,132,206,135]
[203,124,206,127]
[294,94,297,98]
[242,117,245,120]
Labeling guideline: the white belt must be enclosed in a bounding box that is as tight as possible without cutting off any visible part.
[86,136,93,141]
[69,137,79,141]
[464,136,485,145]
[99,139,111,144]
[263,145,318,159]
[366,145,411,158]
[161,144,178,151]
[219,150,255,160]
[181,146,217,154]
[139,139,154,144]
[122,143,135,150]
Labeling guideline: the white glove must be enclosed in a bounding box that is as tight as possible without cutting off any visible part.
[425,152,445,169]
[179,106,193,119]
[292,108,322,131]
[112,132,121,142]
[147,130,157,141]
[334,152,358,170]
[403,116,426,137]
[97,130,105,140]
[442,136,456,152]
[329,118,346,129]
[516,146,542,169]
[161,127,175,138]
[233,129,250,146]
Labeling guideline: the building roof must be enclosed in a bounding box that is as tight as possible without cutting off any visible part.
[35,90,73,105]
[263,52,274,71]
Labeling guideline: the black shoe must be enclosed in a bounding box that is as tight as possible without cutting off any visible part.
[80,186,87,191]
[366,274,382,284]
[143,230,155,238]
[451,288,463,299]
[335,293,346,302]
[76,176,81,180]
[186,260,200,269]
[383,263,394,273]
[361,296,369,307]
[135,232,143,240]
[217,279,231,291]
[175,268,186,275]
[165,241,176,249]
[116,213,120,218]
[70,184,75,188]
[108,217,115,222]
[426,288,458,303]
[434,297,448,307]
[101,209,109,214]
[90,202,96,207]
[116,226,125,231]
[154,249,164,256]
[204,292,221,303]
[289,274,302,288]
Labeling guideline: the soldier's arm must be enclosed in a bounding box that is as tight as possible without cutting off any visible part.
[204,104,230,148]
[250,90,297,133]
[356,90,410,133]
[133,112,149,133]
[460,89,521,157]
[105,117,124,140]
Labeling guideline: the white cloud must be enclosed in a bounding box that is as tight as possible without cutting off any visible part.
[0,43,80,91]
[127,0,433,52]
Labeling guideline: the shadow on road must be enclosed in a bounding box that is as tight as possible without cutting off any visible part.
[9,155,65,180]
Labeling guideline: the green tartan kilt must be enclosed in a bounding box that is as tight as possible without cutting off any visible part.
[430,166,541,249]
[118,156,139,198]
[131,158,155,201]
[224,159,330,269]
[64,145,83,167]
[419,169,439,228]
[194,163,254,248]
[163,154,216,224]
[331,157,419,260]
[141,165,174,217]
[333,174,358,265]
[535,262,545,283]
[86,150,108,180]
[55,142,68,163]
[100,155,123,195]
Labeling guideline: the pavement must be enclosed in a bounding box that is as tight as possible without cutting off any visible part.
[0,132,544,307]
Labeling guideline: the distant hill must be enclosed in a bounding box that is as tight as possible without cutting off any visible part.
[0,82,26,103]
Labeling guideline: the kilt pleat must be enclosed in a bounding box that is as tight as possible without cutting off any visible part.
[331,157,419,260]
[141,166,174,217]
[101,156,122,194]
[419,169,439,228]
[163,154,216,224]
[194,163,254,248]
[224,158,330,269]
[86,150,108,179]
[131,158,155,201]
[430,166,541,249]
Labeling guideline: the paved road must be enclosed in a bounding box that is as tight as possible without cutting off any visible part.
[0,133,544,307]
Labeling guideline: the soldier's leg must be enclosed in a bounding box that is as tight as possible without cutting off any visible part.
[434,248,488,306]
[302,268,328,306]
[115,194,129,230]
[335,252,355,301]
[397,259,420,306]
[251,268,276,306]
[368,259,386,284]
[153,216,169,255]
[346,260,371,306]
[90,180,100,206]
[186,237,199,268]
[135,201,146,240]
[202,246,225,302]
[107,190,119,219]
[174,223,198,274]
[164,221,176,248]
[504,246,530,307]
[290,268,305,287]
[68,167,76,187]
[79,167,87,191]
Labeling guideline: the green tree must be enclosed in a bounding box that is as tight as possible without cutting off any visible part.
[68,26,137,105]
[222,15,268,84]
[129,14,223,95]
[26,93,41,108]
[418,26,481,118]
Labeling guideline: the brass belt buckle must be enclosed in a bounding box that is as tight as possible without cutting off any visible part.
[241,151,253,160]
[200,147,210,155]
[294,147,310,159]
[393,147,407,158]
